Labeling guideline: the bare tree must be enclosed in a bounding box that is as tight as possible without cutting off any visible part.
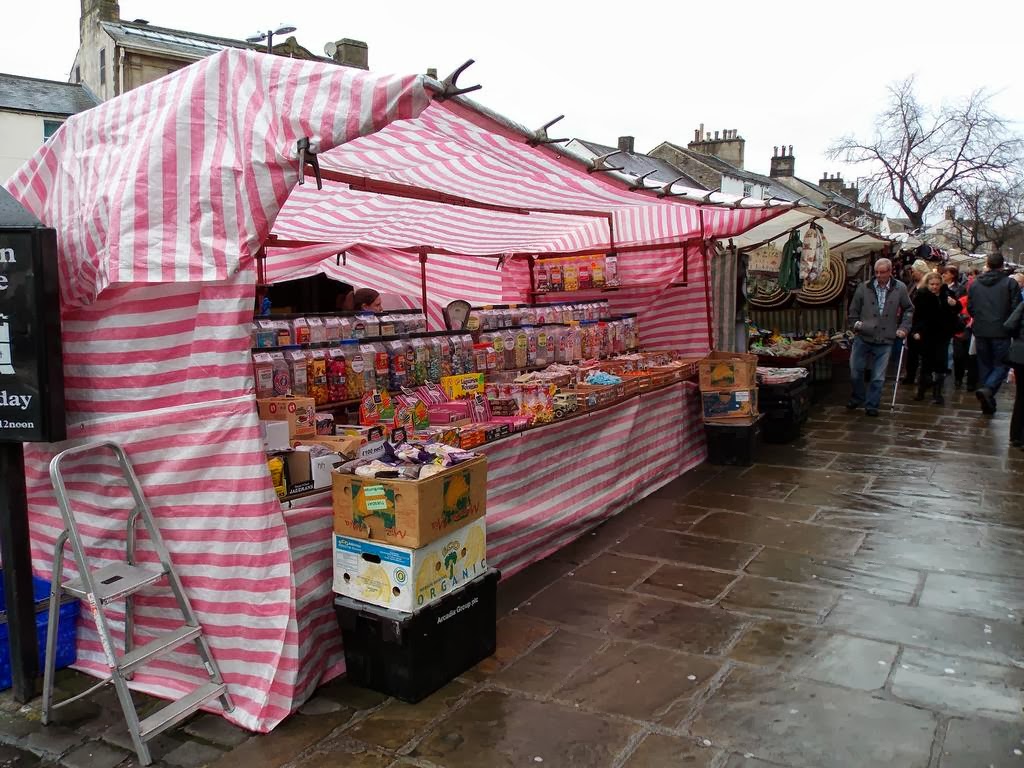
[829,77,1023,230]
[948,178,1024,254]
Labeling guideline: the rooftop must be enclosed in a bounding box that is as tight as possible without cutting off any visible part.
[656,141,803,203]
[573,139,707,190]
[0,72,98,116]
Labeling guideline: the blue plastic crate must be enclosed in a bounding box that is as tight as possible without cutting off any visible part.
[0,572,80,690]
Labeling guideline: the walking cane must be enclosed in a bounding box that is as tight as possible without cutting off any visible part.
[891,339,907,410]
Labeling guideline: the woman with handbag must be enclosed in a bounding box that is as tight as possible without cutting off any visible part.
[1005,300,1024,448]
[911,272,959,405]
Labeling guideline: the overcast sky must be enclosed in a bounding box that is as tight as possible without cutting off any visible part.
[2,0,1021,217]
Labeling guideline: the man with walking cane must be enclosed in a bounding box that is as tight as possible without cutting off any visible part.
[847,258,914,416]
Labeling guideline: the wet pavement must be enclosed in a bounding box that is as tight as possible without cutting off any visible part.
[1,380,1022,767]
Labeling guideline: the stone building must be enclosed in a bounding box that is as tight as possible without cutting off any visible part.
[72,0,369,102]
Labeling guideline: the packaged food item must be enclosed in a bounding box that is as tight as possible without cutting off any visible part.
[316,412,335,436]
[273,320,292,347]
[535,327,550,367]
[427,335,443,383]
[513,328,528,369]
[252,352,275,398]
[307,349,329,404]
[439,335,454,378]
[366,341,388,393]
[287,349,309,396]
[388,339,409,390]
[324,316,343,343]
[605,253,619,287]
[563,260,579,291]
[473,343,489,373]
[578,259,592,289]
[271,351,291,396]
[292,317,311,345]
[535,260,550,292]
[548,260,563,292]
[307,316,327,345]
[460,335,476,373]
[378,314,397,337]
[267,456,286,499]
[254,320,278,349]
[591,255,605,288]
[351,314,370,339]
[327,347,348,402]
[415,337,432,386]
[337,316,354,340]
[524,326,538,367]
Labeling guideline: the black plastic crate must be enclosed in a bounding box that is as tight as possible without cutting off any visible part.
[705,417,761,466]
[762,417,802,444]
[334,568,499,703]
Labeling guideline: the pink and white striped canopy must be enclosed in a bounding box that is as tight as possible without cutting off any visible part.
[7,48,781,308]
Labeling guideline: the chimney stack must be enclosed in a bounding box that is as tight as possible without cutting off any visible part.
[770,144,795,178]
[945,206,956,221]
[426,67,438,79]
[617,136,635,154]
[330,38,369,70]
[687,123,746,169]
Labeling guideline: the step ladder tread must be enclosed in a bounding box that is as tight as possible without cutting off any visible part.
[63,562,164,603]
[118,625,202,674]
[138,682,226,740]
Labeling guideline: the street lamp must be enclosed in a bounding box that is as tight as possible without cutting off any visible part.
[246,24,297,54]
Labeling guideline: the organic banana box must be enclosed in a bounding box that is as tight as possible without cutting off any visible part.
[332,516,487,613]
[333,457,486,548]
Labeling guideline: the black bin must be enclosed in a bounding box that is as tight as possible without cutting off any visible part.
[705,417,761,466]
[335,568,499,703]
[758,379,810,444]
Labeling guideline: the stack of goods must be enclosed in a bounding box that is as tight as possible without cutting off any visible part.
[747,326,832,364]
[331,445,497,702]
[756,367,811,444]
[533,254,619,293]
[698,351,761,466]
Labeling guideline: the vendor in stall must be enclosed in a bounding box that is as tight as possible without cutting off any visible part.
[352,288,383,312]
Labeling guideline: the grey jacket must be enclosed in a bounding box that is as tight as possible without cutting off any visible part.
[968,271,1022,338]
[848,278,914,343]
[1005,302,1024,366]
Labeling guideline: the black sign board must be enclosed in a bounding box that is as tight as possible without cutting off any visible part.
[0,193,65,443]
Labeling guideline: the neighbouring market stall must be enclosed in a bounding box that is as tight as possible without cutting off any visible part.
[5,50,787,731]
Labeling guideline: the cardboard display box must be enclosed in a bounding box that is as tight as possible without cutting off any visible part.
[261,420,290,452]
[698,351,758,391]
[333,457,486,548]
[257,396,316,439]
[702,388,759,420]
[332,516,488,612]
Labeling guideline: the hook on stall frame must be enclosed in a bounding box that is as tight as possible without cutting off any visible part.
[436,60,482,100]
[628,171,657,191]
[297,138,322,189]
[335,251,347,267]
[526,115,570,147]
[657,176,689,198]
[587,151,625,175]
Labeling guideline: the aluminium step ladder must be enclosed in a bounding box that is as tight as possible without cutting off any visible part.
[42,441,234,766]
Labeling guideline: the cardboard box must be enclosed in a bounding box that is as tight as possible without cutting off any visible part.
[333,456,487,548]
[257,396,316,439]
[698,351,758,391]
[261,420,290,452]
[702,388,759,420]
[285,451,315,494]
[292,435,362,458]
[441,373,486,400]
[337,424,386,444]
[332,516,488,612]
[311,453,343,489]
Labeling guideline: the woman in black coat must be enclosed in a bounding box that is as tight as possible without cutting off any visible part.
[911,272,960,404]
[1005,301,1024,448]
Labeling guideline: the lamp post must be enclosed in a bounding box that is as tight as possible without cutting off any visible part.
[246,25,297,54]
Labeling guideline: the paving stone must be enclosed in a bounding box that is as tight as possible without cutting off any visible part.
[0,711,43,741]
[614,528,760,571]
[718,575,838,622]
[307,678,387,712]
[939,716,1024,767]
[568,553,658,589]
[744,547,919,603]
[161,739,226,768]
[556,642,720,724]
[492,629,605,695]
[518,581,636,632]
[412,689,639,767]
[607,596,747,655]
[641,503,714,532]
[0,742,41,766]
[620,733,719,767]
[61,740,132,768]
[676,491,818,521]
[100,721,180,761]
[344,679,472,751]
[688,478,798,500]
[918,572,1024,620]
[691,512,864,558]
[460,613,555,681]
[825,594,1024,666]
[857,534,1024,579]
[891,647,1024,719]
[24,725,85,758]
[299,744,394,768]
[633,563,737,604]
[729,621,898,691]
[182,714,250,748]
[689,667,937,768]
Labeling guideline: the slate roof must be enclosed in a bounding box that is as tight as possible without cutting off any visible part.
[573,139,707,190]
[655,142,803,203]
[0,73,98,116]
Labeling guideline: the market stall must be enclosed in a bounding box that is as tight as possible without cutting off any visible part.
[5,49,785,731]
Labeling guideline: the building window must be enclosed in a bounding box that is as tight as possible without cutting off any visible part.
[743,182,754,198]
[99,49,106,85]
[43,120,63,142]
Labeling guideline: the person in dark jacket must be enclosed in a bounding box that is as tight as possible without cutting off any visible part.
[967,253,1023,414]
[911,272,959,404]
[901,259,931,384]
[1005,301,1024,448]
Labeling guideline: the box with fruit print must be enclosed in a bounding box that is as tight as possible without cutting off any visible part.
[331,516,488,613]
[332,457,486,548]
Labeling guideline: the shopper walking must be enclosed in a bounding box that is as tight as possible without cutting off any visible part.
[1005,300,1024,448]
[911,273,959,405]
[967,253,1021,414]
[901,259,930,385]
[847,258,914,416]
